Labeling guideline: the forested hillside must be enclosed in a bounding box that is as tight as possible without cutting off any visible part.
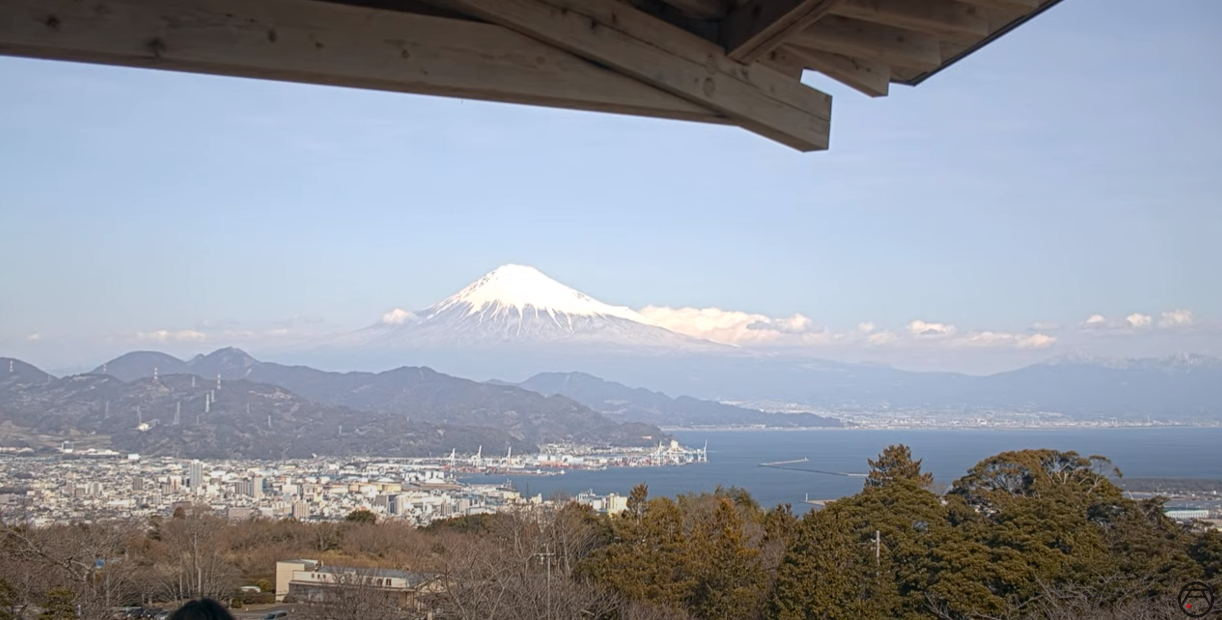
[3,447,1220,619]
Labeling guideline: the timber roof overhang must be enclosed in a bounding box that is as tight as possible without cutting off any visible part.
[0,0,1066,152]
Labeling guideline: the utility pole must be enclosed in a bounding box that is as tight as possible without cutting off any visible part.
[533,546,554,620]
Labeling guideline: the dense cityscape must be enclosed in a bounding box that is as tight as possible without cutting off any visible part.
[0,441,709,526]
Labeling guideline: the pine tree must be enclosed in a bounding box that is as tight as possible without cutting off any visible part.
[688,498,764,620]
[579,496,697,609]
[38,589,75,620]
[866,445,933,489]
[0,579,17,620]
[344,509,377,524]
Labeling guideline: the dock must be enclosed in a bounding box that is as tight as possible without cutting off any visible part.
[760,458,867,478]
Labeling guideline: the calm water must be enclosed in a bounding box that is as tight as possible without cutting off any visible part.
[463,428,1222,512]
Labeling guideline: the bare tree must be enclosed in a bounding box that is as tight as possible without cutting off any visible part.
[433,506,682,620]
[0,514,144,619]
[153,509,240,602]
[293,568,409,620]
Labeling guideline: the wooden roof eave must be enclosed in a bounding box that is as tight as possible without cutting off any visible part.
[0,0,1067,152]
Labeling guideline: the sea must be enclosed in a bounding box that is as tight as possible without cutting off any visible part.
[461,428,1222,512]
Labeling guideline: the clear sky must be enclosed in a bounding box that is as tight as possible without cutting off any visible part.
[1,0,1219,374]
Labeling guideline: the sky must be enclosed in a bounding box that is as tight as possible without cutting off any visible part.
[1,0,1219,374]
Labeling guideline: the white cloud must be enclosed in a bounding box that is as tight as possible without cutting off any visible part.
[136,329,207,343]
[640,306,824,346]
[1082,314,1108,329]
[1030,322,1060,332]
[1018,333,1057,349]
[380,308,418,325]
[907,320,957,338]
[1078,309,1198,333]
[1159,309,1194,328]
[947,330,1057,349]
[1125,313,1152,329]
[640,308,1066,352]
[25,333,40,341]
[955,331,1017,346]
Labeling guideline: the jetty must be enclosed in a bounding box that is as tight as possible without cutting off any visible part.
[760,458,867,478]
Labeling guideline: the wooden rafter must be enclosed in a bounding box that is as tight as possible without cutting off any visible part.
[0,0,733,124]
[721,0,842,63]
[954,0,1038,10]
[792,15,942,70]
[427,0,834,151]
[662,0,731,20]
[828,0,990,38]
[786,46,889,97]
[0,0,1065,151]
[758,47,809,80]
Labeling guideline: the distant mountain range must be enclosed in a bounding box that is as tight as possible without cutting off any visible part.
[89,348,668,447]
[262,265,1222,420]
[504,372,841,428]
[0,365,534,459]
[0,349,685,458]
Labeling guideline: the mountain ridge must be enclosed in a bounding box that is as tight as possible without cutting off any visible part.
[0,363,536,458]
[510,371,843,428]
[85,349,666,447]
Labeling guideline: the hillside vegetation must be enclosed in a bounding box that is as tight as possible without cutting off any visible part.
[3,446,1220,619]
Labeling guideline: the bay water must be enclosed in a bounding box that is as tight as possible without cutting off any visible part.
[462,428,1222,511]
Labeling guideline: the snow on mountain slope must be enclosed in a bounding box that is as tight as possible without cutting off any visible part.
[434,264,651,324]
[311,265,731,352]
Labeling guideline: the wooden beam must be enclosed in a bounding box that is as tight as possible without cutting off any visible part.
[791,15,942,70]
[938,5,1030,45]
[758,47,807,80]
[0,0,732,126]
[954,0,1038,10]
[664,0,731,20]
[428,0,833,151]
[786,45,888,97]
[828,0,990,39]
[721,0,842,63]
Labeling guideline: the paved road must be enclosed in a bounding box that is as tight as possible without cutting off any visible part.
[232,605,296,620]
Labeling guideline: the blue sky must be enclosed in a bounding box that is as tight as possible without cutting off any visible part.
[1,0,1219,373]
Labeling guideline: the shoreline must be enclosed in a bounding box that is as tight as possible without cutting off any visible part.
[663,424,1222,432]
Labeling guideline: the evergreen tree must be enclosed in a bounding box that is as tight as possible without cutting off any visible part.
[1189,529,1222,582]
[866,444,933,490]
[688,498,764,620]
[580,496,697,609]
[626,483,650,520]
[0,579,17,620]
[38,589,75,620]
[344,509,377,524]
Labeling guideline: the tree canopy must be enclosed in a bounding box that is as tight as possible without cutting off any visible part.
[1,443,1216,620]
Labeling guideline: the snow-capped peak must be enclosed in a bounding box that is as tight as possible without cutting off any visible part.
[428,265,651,324]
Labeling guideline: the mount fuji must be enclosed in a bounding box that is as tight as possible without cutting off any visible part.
[288,265,733,375]
[264,266,1222,419]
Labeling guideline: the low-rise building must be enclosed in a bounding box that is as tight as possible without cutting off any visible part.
[275,559,440,608]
